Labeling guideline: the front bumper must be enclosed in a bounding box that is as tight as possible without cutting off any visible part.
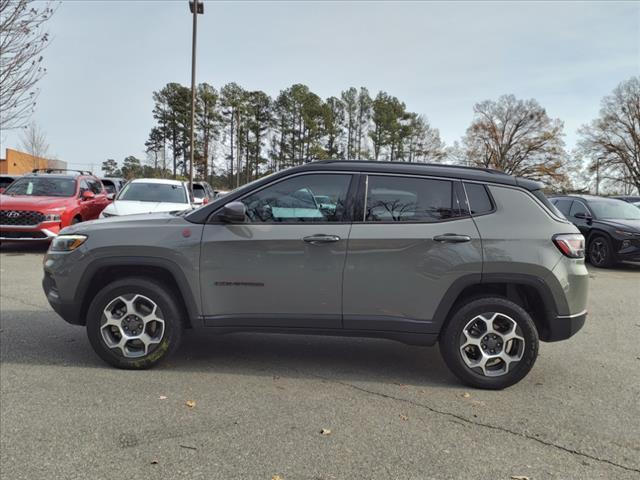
[545,310,587,342]
[43,270,84,325]
[0,224,61,241]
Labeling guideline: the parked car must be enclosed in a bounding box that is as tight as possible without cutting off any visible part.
[99,178,194,218]
[43,160,588,389]
[192,181,215,205]
[100,177,127,198]
[213,189,229,199]
[0,169,110,241]
[550,195,640,267]
[0,174,20,193]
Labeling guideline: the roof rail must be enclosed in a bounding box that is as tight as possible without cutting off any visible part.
[31,168,93,176]
[311,159,507,175]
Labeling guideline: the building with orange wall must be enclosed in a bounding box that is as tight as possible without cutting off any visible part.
[0,148,67,175]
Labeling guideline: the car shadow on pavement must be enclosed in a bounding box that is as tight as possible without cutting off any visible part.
[0,311,457,388]
[0,242,49,255]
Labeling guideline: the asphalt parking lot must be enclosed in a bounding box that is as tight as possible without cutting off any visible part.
[1,244,639,480]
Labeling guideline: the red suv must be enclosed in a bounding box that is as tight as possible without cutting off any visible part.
[0,169,111,241]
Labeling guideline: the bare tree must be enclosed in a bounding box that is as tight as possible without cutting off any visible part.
[0,0,57,130]
[577,76,640,193]
[462,95,566,183]
[19,120,49,159]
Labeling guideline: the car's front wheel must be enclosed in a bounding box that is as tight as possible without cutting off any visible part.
[439,297,539,389]
[86,277,183,369]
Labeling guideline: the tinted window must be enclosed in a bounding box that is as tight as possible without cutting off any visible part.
[87,179,103,194]
[553,199,572,217]
[365,176,460,222]
[464,183,493,215]
[4,177,77,197]
[569,201,589,218]
[118,182,188,203]
[193,184,206,198]
[102,180,116,194]
[242,174,351,223]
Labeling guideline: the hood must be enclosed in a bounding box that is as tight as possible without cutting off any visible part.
[61,211,186,236]
[0,194,74,211]
[103,200,192,216]
[595,218,640,232]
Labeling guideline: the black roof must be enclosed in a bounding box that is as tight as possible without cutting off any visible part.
[289,160,541,189]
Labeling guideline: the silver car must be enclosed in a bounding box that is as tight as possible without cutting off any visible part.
[42,160,588,389]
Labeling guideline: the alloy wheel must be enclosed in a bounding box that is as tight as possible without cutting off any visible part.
[459,312,525,377]
[100,294,165,358]
[589,239,607,266]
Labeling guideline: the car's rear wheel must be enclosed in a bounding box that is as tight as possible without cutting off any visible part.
[439,297,539,389]
[588,235,613,268]
[86,277,183,369]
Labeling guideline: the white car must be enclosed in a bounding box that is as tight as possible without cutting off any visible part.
[100,178,194,218]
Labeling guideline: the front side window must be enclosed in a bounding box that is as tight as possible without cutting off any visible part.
[569,201,590,218]
[4,177,77,198]
[102,180,116,194]
[88,179,103,194]
[242,174,352,223]
[118,182,188,203]
[553,199,572,217]
[365,175,462,222]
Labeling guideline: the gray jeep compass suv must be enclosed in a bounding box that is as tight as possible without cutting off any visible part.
[42,161,589,389]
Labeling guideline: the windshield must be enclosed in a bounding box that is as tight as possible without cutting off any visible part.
[117,182,187,203]
[4,177,77,197]
[590,199,640,220]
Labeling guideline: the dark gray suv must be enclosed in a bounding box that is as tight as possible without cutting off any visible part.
[42,161,589,389]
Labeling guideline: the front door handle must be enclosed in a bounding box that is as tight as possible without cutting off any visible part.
[303,234,341,245]
[433,234,471,243]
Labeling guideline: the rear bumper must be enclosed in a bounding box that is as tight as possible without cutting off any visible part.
[545,310,587,342]
[0,225,60,241]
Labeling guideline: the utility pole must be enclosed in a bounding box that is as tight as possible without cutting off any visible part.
[188,0,204,196]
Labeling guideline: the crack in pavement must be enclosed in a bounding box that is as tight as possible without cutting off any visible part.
[312,374,640,474]
[0,294,46,311]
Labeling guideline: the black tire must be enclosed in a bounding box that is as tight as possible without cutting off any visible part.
[86,277,183,369]
[71,216,82,225]
[588,234,613,268]
[439,297,539,390]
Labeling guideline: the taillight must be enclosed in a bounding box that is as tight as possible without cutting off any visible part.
[553,234,585,258]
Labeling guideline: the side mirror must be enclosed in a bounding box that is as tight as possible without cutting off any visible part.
[220,201,246,223]
[574,212,591,220]
[82,190,96,201]
[106,193,115,201]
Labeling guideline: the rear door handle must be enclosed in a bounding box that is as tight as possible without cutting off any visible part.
[303,234,341,245]
[433,234,471,243]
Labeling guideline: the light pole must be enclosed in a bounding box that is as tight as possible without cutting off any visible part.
[188,0,204,196]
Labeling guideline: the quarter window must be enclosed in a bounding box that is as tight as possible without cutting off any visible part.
[242,174,352,223]
[365,175,462,222]
[463,183,493,215]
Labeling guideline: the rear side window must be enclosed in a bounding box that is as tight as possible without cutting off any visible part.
[463,183,493,215]
[365,175,464,222]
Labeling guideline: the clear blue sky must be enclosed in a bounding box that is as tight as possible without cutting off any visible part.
[1,0,638,172]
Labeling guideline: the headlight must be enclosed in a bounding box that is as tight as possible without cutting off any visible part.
[50,234,87,252]
[614,230,639,237]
